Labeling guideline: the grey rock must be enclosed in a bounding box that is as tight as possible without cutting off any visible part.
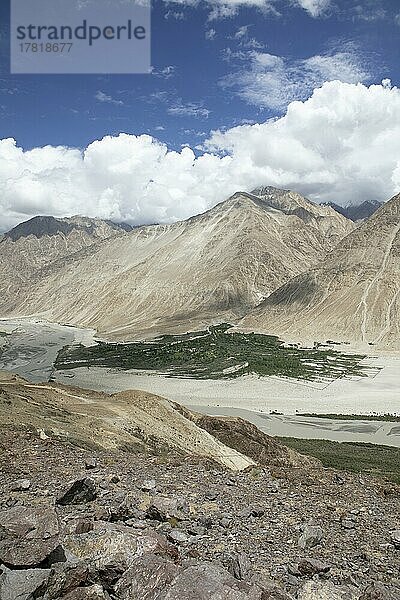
[342,518,356,530]
[249,573,294,599]
[298,525,324,549]
[287,563,301,577]
[359,582,400,600]
[11,479,31,492]
[391,530,400,549]
[297,581,358,599]
[75,518,94,535]
[238,506,265,519]
[142,479,156,491]
[146,496,188,522]
[226,552,251,580]
[161,562,252,599]
[220,517,232,528]
[115,553,180,599]
[167,528,189,544]
[205,489,219,501]
[57,478,97,505]
[63,522,172,571]
[33,560,90,600]
[62,584,111,600]
[0,566,49,600]
[297,558,330,577]
[0,505,60,567]
[85,458,97,470]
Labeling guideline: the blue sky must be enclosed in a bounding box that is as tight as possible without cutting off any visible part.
[1,0,400,229]
[1,0,399,151]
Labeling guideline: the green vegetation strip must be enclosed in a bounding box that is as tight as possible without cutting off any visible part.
[278,437,400,484]
[299,413,400,422]
[56,323,371,381]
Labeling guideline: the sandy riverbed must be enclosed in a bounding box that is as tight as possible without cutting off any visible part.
[0,318,96,382]
[55,356,400,417]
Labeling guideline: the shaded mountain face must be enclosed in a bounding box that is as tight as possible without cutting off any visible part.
[242,192,400,349]
[3,215,131,242]
[0,187,353,339]
[323,200,383,222]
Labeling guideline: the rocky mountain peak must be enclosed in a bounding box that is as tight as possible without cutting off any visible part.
[3,215,131,243]
[323,200,384,222]
[4,215,75,242]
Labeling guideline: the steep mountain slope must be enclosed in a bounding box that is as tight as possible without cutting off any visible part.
[0,188,353,339]
[0,215,129,301]
[242,192,400,349]
[324,200,383,222]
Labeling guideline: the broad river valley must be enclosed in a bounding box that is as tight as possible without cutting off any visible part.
[1,318,399,447]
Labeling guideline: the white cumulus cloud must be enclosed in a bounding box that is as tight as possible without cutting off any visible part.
[1,80,400,232]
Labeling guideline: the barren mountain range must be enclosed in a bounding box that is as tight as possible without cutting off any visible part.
[0,186,398,347]
[0,187,353,339]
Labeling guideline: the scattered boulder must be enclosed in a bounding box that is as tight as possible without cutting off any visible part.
[238,506,265,519]
[62,522,172,572]
[62,523,140,570]
[57,478,97,506]
[62,584,111,600]
[11,478,31,492]
[75,518,94,535]
[146,496,188,522]
[115,553,180,599]
[298,525,324,549]
[359,583,400,600]
[297,558,330,577]
[250,574,294,599]
[167,528,190,545]
[85,458,97,470]
[159,561,254,599]
[33,560,90,600]
[391,530,400,549]
[142,479,156,492]
[0,505,60,567]
[226,552,251,580]
[297,581,358,599]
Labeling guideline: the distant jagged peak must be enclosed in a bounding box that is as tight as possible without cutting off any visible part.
[3,214,131,243]
[322,199,384,222]
[4,215,75,242]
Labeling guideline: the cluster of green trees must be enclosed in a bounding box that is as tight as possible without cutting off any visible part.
[56,323,368,382]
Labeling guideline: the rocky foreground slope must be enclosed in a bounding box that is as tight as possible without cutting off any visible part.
[0,371,400,599]
[242,192,400,349]
[0,188,353,339]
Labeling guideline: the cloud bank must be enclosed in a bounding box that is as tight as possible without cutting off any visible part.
[1,80,400,232]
